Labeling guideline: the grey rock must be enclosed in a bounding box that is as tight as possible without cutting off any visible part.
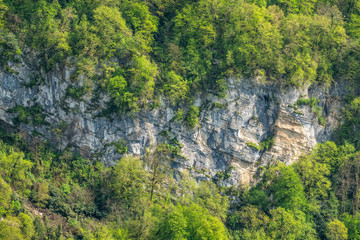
[0,65,346,186]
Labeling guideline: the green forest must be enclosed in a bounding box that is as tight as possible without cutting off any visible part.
[3,113,360,240]
[1,0,360,112]
[1,0,360,239]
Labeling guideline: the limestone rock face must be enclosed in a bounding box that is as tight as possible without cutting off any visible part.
[0,64,345,186]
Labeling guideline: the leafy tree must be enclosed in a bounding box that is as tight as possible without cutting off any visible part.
[145,144,173,201]
[170,0,217,84]
[280,12,347,85]
[112,228,130,240]
[0,150,33,196]
[247,189,271,212]
[118,0,158,51]
[69,0,117,19]
[335,97,360,150]
[127,55,157,109]
[110,155,148,208]
[0,216,24,240]
[223,3,284,80]
[106,73,135,112]
[316,192,342,238]
[18,213,35,239]
[155,204,188,240]
[264,163,306,211]
[68,184,97,216]
[227,205,270,239]
[109,156,154,239]
[347,14,360,38]
[267,207,306,239]
[194,181,229,221]
[0,0,21,64]
[186,106,199,129]
[33,216,47,240]
[268,0,317,15]
[31,181,50,208]
[177,171,199,205]
[0,0,6,28]
[307,142,353,174]
[0,176,12,215]
[326,219,348,240]
[91,5,132,58]
[72,14,101,76]
[25,0,75,70]
[335,0,360,17]
[335,152,360,213]
[295,154,332,202]
[83,222,115,240]
[162,71,189,105]
[342,212,360,239]
[157,203,228,240]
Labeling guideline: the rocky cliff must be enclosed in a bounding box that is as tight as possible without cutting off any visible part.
[0,62,345,186]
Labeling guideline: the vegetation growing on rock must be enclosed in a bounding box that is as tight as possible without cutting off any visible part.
[1,0,360,239]
[1,0,360,112]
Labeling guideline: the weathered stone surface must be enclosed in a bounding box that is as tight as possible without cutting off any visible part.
[0,64,345,186]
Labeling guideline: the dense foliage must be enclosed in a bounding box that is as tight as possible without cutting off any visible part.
[0,129,231,239]
[1,97,360,238]
[2,0,360,239]
[1,0,360,113]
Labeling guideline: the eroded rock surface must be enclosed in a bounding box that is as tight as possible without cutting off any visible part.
[0,63,345,186]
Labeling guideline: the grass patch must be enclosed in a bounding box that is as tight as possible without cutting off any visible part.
[213,102,227,110]
[246,142,262,151]
[247,136,274,151]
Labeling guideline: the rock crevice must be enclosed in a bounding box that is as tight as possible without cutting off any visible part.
[0,66,345,185]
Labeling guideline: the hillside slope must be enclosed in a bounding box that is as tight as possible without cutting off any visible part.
[0,62,346,185]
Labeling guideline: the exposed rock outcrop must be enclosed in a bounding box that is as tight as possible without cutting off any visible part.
[0,62,345,186]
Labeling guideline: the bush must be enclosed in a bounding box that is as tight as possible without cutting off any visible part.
[65,85,86,101]
[0,176,12,215]
[7,105,48,126]
[173,109,184,122]
[186,106,199,129]
[247,137,274,151]
[112,139,128,154]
